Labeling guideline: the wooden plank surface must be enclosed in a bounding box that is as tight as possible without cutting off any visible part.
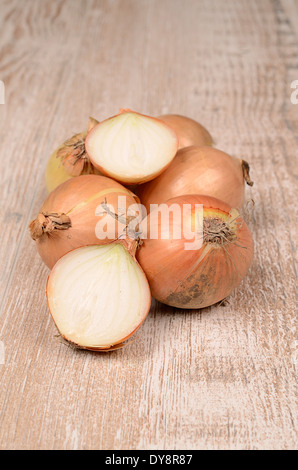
[0,0,297,450]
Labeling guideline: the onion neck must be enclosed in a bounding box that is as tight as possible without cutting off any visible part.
[57,117,99,177]
[241,160,254,186]
[29,212,71,240]
[117,238,140,260]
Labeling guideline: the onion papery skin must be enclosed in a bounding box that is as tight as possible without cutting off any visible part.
[85,109,179,185]
[157,114,213,149]
[45,118,100,193]
[45,147,74,192]
[29,175,140,269]
[47,242,151,351]
[137,146,251,212]
[136,195,254,309]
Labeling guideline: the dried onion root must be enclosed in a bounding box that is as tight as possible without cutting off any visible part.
[47,243,151,351]
[85,109,178,184]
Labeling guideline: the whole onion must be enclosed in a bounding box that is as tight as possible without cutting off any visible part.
[29,174,140,269]
[137,146,253,212]
[157,114,213,149]
[137,194,254,309]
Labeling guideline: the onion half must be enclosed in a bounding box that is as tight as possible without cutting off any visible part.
[85,109,178,184]
[137,146,253,212]
[29,174,140,269]
[47,243,151,351]
[137,194,254,309]
[158,114,213,149]
[45,117,100,193]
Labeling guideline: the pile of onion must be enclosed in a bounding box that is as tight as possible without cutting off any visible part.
[137,146,253,213]
[29,174,140,269]
[30,108,255,352]
[136,195,254,309]
[45,117,101,193]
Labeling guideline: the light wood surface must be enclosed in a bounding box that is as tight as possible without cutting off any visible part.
[0,0,297,450]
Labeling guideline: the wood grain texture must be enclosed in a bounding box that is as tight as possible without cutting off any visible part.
[0,0,297,450]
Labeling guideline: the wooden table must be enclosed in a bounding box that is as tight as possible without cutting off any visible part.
[0,0,297,450]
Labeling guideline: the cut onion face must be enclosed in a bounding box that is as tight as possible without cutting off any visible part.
[85,110,178,184]
[47,243,151,351]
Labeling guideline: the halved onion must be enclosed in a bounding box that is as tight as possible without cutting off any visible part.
[85,109,178,184]
[137,194,254,309]
[29,174,140,269]
[137,146,253,212]
[47,243,151,351]
[158,114,213,149]
[45,117,101,193]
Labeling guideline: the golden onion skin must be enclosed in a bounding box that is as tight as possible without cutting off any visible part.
[137,194,254,309]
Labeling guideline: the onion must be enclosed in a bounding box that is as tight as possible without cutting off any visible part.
[136,194,254,309]
[29,174,140,269]
[85,109,178,185]
[45,117,101,193]
[137,146,253,212]
[157,114,213,149]
[47,242,151,351]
